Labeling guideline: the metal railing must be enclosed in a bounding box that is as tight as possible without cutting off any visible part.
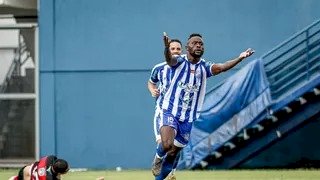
[206,19,320,100]
[0,23,39,163]
[0,38,29,93]
[262,19,320,100]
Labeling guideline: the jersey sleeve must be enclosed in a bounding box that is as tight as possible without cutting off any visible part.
[149,65,160,84]
[205,61,215,78]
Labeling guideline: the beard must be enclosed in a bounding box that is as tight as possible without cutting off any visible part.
[191,50,204,58]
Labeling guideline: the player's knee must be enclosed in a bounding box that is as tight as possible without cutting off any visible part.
[162,140,173,152]
[168,147,180,156]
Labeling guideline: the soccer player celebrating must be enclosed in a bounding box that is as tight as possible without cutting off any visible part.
[152,32,254,180]
[148,39,183,180]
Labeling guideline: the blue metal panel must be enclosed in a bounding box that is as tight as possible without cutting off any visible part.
[39,0,320,169]
[50,0,320,71]
[53,71,155,168]
[39,0,55,71]
[39,73,56,155]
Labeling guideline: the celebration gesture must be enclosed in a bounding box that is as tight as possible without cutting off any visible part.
[163,32,171,48]
[239,48,255,59]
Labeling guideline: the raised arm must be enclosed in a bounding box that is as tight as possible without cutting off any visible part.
[211,48,255,75]
[163,32,178,67]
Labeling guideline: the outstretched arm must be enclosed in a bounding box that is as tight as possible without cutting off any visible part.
[147,81,160,97]
[163,32,178,66]
[211,48,255,75]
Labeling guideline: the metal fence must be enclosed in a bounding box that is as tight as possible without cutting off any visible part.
[262,19,320,100]
[0,23,38,167]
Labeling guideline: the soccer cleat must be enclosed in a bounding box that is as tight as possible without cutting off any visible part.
[151,156,162,176]
[166,173,176,180]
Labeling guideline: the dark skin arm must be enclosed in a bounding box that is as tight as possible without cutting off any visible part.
[211,48,255,75]
[163,32,254,73]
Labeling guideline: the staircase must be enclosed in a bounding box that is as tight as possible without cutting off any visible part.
[190,18,320,170]
[0,69,35,158]
[0,22,36,158]
[263,19,320,101]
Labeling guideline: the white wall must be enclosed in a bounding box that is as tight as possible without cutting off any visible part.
[0,16,18,85]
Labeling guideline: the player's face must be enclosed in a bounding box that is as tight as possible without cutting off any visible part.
[187,36,204,58]
[169,42,182,55]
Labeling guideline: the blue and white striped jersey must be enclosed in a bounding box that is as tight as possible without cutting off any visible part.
[149,62,172,110]
[162,54,214,122]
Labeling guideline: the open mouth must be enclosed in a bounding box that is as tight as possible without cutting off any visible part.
[195,50,202,54]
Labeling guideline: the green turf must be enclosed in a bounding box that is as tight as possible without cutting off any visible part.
[1,169,320,180]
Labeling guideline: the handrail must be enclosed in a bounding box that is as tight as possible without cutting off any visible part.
[0,24,37,30]
[205,18,320,100]
[0,35,28,93]
[0,51,19,93]
[261,19,320,60]
[262,18,320,100]
[191,19,320,170]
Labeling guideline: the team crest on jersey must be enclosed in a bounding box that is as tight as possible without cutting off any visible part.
[178,81,200,93]
[38,167,46,176]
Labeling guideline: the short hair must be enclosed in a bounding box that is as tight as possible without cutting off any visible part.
[169,39,182,46]
[52,159,69,174]
[188,33,202,40]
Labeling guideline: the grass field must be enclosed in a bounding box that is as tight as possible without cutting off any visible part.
[1,169,320,180]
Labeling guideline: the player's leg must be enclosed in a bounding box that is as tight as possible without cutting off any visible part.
[156,120,192,180]
[155,114,187,180]
[173,150,181,170]
[166,151,180,180]
[152,125,175,176]
[152,110,166,176]
[152,113,177,177]
[154,108,162,145]
[155,144,181,180]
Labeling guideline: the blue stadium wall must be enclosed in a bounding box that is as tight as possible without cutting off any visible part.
[39,0,320,169]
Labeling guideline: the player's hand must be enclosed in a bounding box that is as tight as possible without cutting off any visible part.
[151,88,160,97]
[163,32,170,48]
[239,48,255,59]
